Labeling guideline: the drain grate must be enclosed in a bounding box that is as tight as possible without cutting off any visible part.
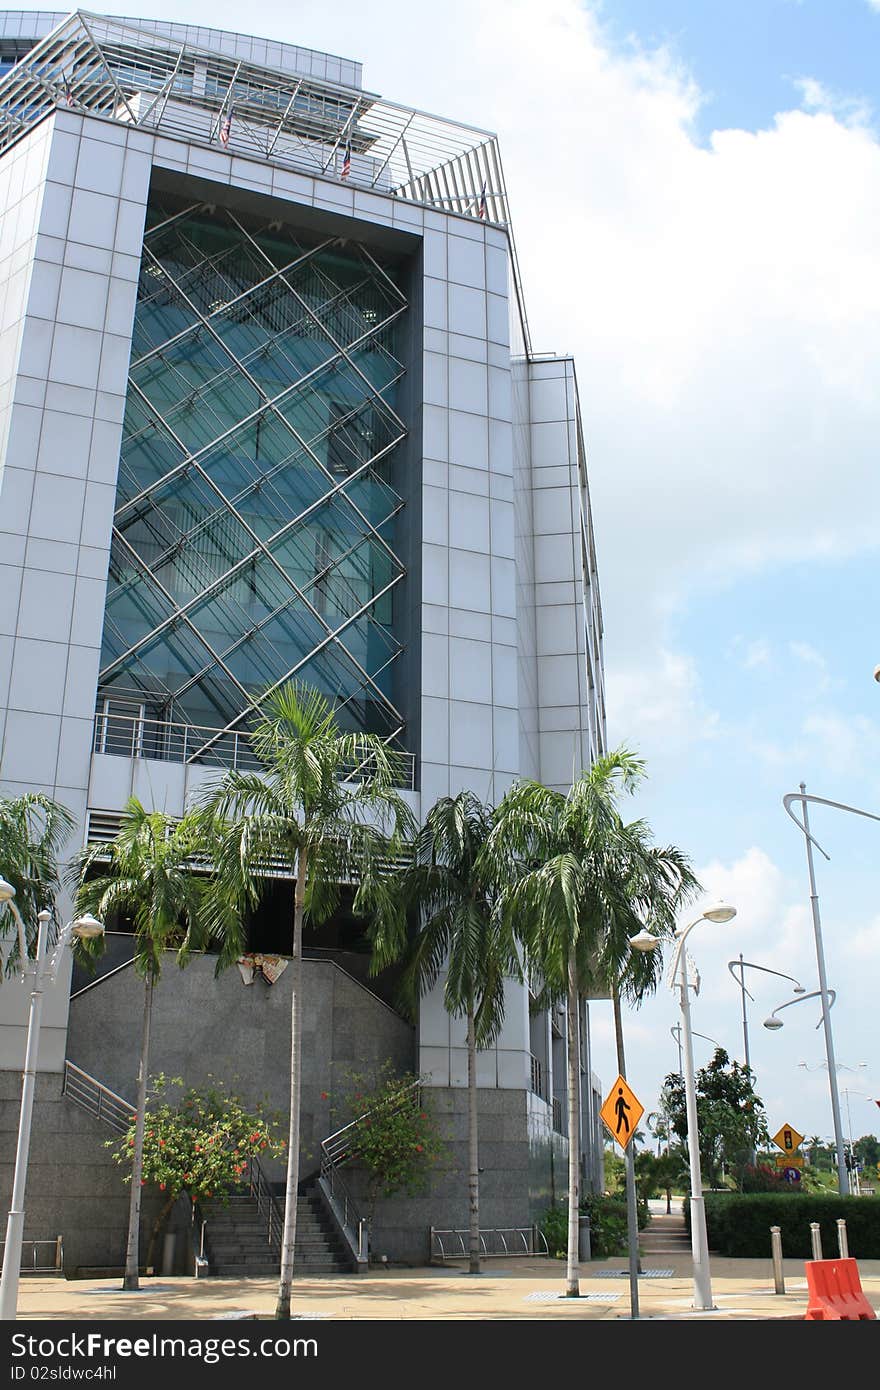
[589,1268,675,1279]
[524,1291,622,1302]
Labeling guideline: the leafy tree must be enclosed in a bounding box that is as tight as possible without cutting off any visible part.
[107,1075,285,1268]
[854,1134,880,1169]
[364,790,517,1274]
[72,798,215,1291]
[324,1065,447,1234]
[641,1147,689,1213]
[0,792,74,970]
[663,1048,769,1189]
[490,748,697,1297]
[197,680,414,1319]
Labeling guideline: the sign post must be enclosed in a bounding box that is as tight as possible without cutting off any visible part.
[600,1076,645,1320]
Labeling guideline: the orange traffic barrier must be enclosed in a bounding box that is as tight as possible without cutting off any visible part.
[804,1257,877,1320]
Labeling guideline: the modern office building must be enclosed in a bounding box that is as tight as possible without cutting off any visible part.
[0,11,606,1269]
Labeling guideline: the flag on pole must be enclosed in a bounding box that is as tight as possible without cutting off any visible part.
[340,138,352,179]
[219,108,232,147]
[478,181,487,220]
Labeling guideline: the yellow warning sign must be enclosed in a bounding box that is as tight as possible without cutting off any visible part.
[771,1123,804,1154]
[600,1075,644,1151]
[775,1154,804,1169]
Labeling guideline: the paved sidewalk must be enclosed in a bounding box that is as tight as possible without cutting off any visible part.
[10,1252,880,1321]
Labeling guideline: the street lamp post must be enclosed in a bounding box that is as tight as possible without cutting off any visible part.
[0,879,104,1321]
[668,901,737,1312]
[783,784,880,1195]
[840,1089,874,1195]
[763,988,836,1033]
[727,957,805,1075]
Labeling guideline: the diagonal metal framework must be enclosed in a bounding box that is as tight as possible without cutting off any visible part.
[98,196,413,758]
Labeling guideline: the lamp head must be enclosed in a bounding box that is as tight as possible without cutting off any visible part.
[702,901,736,924]
[629,929,659,953]
[71,914,104,940]
[763,1016,783,1031]
[0,877,16,903]
[793,985,806,994]
[873,664,880,683]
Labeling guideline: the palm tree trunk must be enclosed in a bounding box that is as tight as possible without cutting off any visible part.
[466,1006,480,1275]
[565,950,580,1296]
[123,976,153,1291]
[276,844,306,1320]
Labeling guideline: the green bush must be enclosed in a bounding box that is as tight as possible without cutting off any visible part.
[689,1193,880,1258]
[540,1202,568,1257]
[540,1193,650,1260]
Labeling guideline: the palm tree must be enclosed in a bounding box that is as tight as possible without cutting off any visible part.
[491,749,697,1297]
[72,798,212,1291]
[0,792,74,966]
[197,680,414,1320]
[364,790,518,1275]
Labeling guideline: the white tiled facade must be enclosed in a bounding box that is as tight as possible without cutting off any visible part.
[0,15,605,1149]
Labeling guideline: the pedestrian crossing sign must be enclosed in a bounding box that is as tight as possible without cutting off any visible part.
[600,1075,644,1151]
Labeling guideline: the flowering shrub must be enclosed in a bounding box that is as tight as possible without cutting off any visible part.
[324,1063,447,1229]
[107,1075,285,1266]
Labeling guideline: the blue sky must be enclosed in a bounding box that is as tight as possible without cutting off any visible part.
[599,0,880,140]
[90,0,880,1146]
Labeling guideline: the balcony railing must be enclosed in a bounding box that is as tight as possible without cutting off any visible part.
[529,1054,546,1100]
[92,710,416,789]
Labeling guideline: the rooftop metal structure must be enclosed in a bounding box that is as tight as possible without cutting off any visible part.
[0,10,532,347]
[0,11,504,211]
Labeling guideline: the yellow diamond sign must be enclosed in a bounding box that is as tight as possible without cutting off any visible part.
[771,1123,804,1154]
[600,1075,644,1151]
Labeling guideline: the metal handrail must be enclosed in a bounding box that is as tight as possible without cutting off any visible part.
[0,1237,63,1274]
[321,1079,421,1167]
[429,1227,550,1261]
[92,710,417,789]
[246,1155,285,1252]
[316,1081,421,1265]
[62,1061,135,1134]
[318,1161,368,1266]
[190,1199,209,1278]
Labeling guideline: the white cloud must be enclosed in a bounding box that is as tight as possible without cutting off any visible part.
[742,639,772,670]
[842,915,880,959]
[605,646,719,754]
[801,712,880,777]
[794,77,872,127]
[788,641,832,692]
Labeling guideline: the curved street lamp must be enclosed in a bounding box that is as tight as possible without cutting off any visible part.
[727,957,805,1074]
[670,1023,721,1076]
[668,901,737,1312]
[763,988,836,1032]
[783,784,880,1195]
[0,880,104,1322]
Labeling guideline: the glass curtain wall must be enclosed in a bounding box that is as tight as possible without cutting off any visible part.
[96,193,411,763]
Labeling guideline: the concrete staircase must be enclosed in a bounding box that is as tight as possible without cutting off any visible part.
[203,1185,352,1276]
[640,1203,692,1259]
